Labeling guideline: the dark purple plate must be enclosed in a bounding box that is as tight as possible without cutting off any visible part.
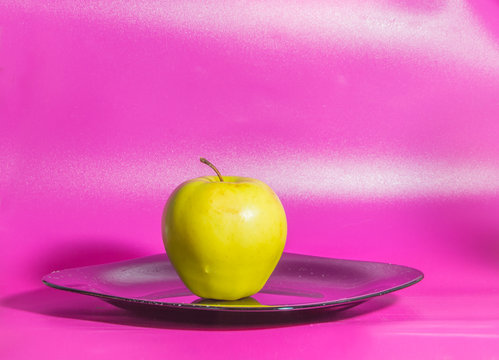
[42,253,423,312]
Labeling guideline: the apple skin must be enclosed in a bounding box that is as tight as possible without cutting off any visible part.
[162,175,287,300]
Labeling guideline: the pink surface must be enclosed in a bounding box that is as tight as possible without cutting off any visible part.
[1,0,499,358]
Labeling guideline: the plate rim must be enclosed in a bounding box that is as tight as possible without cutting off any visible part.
[42,253,424,312]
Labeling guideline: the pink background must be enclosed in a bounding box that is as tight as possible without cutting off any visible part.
[1,0,499,358]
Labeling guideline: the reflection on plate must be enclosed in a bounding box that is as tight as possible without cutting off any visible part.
[42,253,423,313]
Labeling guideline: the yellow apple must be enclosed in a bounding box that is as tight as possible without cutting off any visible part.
[162,158,287,300]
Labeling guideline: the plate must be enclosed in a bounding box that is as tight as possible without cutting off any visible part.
[42,253,423,312]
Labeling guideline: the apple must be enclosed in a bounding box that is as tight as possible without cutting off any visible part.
[162,158,287,300]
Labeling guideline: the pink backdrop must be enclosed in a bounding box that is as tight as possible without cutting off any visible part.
[1,0,499,358]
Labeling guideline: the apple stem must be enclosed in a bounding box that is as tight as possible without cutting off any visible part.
[200,158,224,182]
